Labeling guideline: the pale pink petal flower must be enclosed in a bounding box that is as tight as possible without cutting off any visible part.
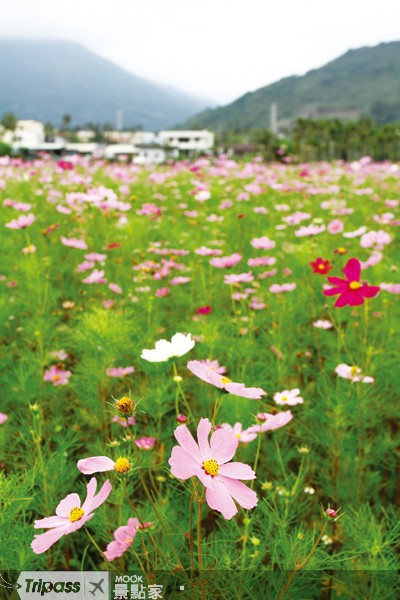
[169,418,258,520]
[103,518,139,561]
[273,389,303,406]
[31,478,112,554]
[0,413,8,425]
[187,360,265,399]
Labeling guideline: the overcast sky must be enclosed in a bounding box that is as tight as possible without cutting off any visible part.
[1,0,400,104]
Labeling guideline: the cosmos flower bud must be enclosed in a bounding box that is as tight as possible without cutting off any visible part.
[176,413,188,423]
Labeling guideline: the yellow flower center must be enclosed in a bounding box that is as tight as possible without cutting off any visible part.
[281,396,287,403]
[221,377,232,386]
[235,433,241,439]
[349,281,361,290]
[318,263,324,269]
[116,396,134,414]
[53,375,60,382]
[114,457,130,474]
[69,507,84,522]
[203,459,219,476]
[337,247,347,254]
[125,537,132,544]
[350,366,359,376]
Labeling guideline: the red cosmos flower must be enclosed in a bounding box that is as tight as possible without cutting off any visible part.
[323,257,380,308]
[196,305,212,315]
[310,257,333,274]
[104,242,120,250]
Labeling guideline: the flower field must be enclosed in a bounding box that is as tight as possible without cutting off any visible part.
[1,154,399,598]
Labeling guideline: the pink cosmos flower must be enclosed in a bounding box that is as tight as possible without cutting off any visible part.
[224,272,254,285]
[187,360,265,399]
[335,363,374,383]
[155,287,170,297]
[82,269,107,285]
[106,366,135,378]
[169,418,258,519]
[323,258,380,307]
[109,283,122,294]
[250,236,275,250]
[103,518,139,561]
[22,244,36,254]
[360,230,391,250]
[170,276,191,285]
[294,224,325,237]
[134,437,156,450]
[198,358,227,374]
[195,246,222,256]
[343,226,367,238]
[327,219,344,234]
[269,283,296,293]
[360,252,383,269]
[221,422,258,443]
[248,411,293,433]
[61,236,88,250]
[380,283,400,294]
[85,252,107,262]
[43,365,72,386]
[273,389,303,406]
[31,478,112,554]
[77,261,95,273]
[0,413,8,425]
[210,253,242,268]
[77,456,131,475]
[5,214,35,229]
[248,256,276,267]
[258,269,278,279]
[112,415,136,427]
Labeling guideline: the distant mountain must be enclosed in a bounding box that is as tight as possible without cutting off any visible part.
[184,42,400,131]
[0,39,212,130]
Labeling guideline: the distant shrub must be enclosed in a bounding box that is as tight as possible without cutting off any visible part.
[0,142,11,156]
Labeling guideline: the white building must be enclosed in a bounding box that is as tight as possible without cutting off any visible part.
[158,130,214,155]
[133,144,166,165]
[1,120,45,148]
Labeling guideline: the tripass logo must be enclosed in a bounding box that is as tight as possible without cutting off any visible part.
[16,572,110,599]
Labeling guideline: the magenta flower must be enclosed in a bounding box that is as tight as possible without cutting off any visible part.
[187,360,265,399]
[5,213,35,229]
[210,253,242,268]
[43,365,71,386]
[31,477,112,554]
[323,258,380,307]
[103,518,139,561]
[169,418,258,519]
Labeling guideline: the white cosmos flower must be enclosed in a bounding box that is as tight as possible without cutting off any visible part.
[273,388,304,405]
[313,320,333,329]
[141,333,195,363]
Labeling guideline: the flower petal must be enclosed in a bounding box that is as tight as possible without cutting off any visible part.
[218,477,258,510]
[342,258,361,281]
[197,418,212,460]
[174,424,202,463]
[360,285,380,298]
[82,478,112,513]
[210,428,239,464]
[55,493,81,517]
[205,480,238,520]
[169,446,202,479]
[77,456,115,475]
[34,516,68,529]
[31,526,69,554]
[218,462,256,480]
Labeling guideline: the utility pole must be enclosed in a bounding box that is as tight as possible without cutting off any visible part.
[270,102,278,135]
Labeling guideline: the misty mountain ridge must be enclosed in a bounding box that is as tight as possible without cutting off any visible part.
[0,39,213,130]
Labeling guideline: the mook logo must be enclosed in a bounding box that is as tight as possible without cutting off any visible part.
[16,572,110,599]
